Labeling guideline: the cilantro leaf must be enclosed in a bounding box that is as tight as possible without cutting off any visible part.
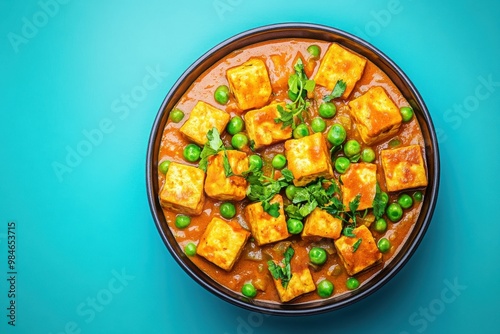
[198,128,233,177]
[352,238,362,252]
[372,183,387,220]
[267,246,294,289]
[323,79,347,102]
[341,194,362,238]
[244,168,293,217]
[349,194,361,214]
[274,59,315,129]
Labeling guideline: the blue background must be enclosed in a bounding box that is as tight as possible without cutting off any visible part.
[1,0,499,333]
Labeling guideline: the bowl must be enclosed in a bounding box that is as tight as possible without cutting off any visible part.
[146,23,440,315]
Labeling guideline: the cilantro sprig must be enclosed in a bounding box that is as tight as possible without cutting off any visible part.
[323,79,347,102]
[245,168,294,218]
[285,178,341,220]
[372,183,387,220]
[352,238,363,252]
[274,59,315,129]
[341,194,361,237]
[267,246,294,289]
[199,128,233,177]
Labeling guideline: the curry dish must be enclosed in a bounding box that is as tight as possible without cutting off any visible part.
[157,39,428,303]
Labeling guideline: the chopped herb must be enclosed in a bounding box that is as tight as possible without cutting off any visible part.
[372,183,387,220]
[323,79,347,102]
[341,194,361,237]
[245,168,294,217]
[274,59,315,129]
[267,246,294,289]
[352,238,362,252]
[199,128,233,177]
[285,178,341,220]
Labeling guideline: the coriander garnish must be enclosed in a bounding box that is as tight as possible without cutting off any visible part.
[267,246,294,289]
[274,59,315,129]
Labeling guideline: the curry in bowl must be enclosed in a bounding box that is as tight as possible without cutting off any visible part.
[150,28,435,309]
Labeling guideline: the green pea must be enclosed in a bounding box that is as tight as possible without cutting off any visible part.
[158,160,171,174]
[287,218,304,235]
[175,215,191,229]
[285,185,299,200]
[400,106,414,122]
[344,139,361,159]
[231,133,249,150]
[248,154,263,171]
[361,148,376,163]
[184,242,197,256]
[335,157,350,174]
[389,138,401,147]
[183,143,201,162]
[380,192,389,205]
[413,191,423,202]
[327,124,346,146]
[346,277,360,290]
[227,116,244,135]
[272,154,287,169]
[377,237,391,253]
[214,85,230,105]
[241,283,257,298]
[293,123,309,139]
[307,44,321,58]
[311,117,326,133]
[169,108,185,123]
[373,218,388,233]
[317,279,334,298]
[386,202,403,222]
[220,202,236,219]
[398,193,413,209]
[318,102,337,119]
[309,247,327,265]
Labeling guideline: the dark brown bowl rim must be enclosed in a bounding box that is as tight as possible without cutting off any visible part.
[146,23,440,316]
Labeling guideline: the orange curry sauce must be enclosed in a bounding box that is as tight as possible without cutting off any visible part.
[157,39,426,303]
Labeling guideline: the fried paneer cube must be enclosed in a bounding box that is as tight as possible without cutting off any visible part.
[244,195,290,246]
[159,162,205,215]
[226,58,272,111]
[205,150,249,201]
[334,225,382,275]
[285,132,335,187]
[314,43,367,99]
[272,267,316,303]
[302,208,342,240]
[380,144,428,192]
[348,86,402,145]
[341,162,377,211]
[179,101,230,146]
[196,217,250,271]
[244,102,292,150]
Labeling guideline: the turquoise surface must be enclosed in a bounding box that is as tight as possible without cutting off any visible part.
[1,0,499,333]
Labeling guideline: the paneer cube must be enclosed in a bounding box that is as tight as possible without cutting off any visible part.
[272,267,316,303]
[159,162,205,215]
[334,225,382,275]
[204,150,249,201]
[302,208,342,240]
[314,43,367,99]
[341,162,377,211]
[348,86,402,144]
[245,102,292,150]
[285,132,335,187]
[380,145,428,192]
[226,58,272,111]
[196,217,250,271]
[244,195,290,246]
[179,101,230,146]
